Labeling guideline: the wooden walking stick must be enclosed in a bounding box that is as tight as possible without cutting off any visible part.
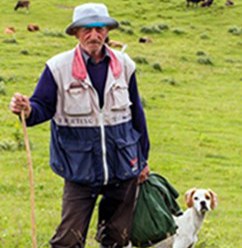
[21,110,38,248]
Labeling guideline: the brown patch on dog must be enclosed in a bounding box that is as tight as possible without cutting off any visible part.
[208,189,218,210]
[185,188,197,208]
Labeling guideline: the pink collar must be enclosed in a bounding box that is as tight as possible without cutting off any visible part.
[72,45,122,81]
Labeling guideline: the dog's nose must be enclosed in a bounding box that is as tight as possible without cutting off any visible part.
[200,201,208,211]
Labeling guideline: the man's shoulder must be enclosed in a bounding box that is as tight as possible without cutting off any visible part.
[108,47,136,81]
[110,48,135,67]
[47,48,75,68]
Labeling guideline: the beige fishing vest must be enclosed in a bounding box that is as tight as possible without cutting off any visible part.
[46,46,136,127]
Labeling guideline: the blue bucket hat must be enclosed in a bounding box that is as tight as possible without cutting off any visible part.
[66,3,119,35]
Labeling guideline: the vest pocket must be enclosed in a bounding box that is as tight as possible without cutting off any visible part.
[60,141,95,183]
[115,132,142,180]
[111,83,132,111]
[64,86,92,116]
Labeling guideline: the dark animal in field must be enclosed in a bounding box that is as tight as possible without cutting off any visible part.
[139,37,153,43]
[27,24,40,32]
[225,0,234,6]
[201,0,214,7]
[186,0,205,7]
[14,0,30,11]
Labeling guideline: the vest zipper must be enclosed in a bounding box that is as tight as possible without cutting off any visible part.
[99,109,108,185]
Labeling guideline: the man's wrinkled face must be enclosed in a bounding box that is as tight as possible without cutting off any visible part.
[76,27,108,57]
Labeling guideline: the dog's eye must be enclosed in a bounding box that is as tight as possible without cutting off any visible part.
[194,196,199,201]
[205,195,210,200]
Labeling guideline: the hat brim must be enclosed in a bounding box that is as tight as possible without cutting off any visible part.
[66,16,119,35]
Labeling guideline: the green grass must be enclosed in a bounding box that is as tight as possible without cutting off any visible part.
[1,0,242,247]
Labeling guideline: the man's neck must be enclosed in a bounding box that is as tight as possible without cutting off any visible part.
[80,46,105,64]
[81,46,108,64]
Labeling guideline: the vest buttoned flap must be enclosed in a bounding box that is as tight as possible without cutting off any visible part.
[115,129,145,180]
[55,126,96,183]
[111,81,132,111]
[63,81,92,116]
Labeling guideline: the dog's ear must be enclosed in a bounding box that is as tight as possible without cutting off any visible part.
[208,189,218,210]
[185,188,196,208]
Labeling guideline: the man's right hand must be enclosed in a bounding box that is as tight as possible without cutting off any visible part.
[10,93,32,119]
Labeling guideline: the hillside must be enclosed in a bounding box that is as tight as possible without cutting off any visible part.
[0,0,242,247]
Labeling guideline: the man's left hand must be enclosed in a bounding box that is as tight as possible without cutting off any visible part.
[138,165,150,184]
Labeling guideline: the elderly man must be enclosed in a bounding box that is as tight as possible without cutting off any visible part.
[10,3,150,248]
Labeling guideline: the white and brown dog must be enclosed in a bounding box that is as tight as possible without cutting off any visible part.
[155,188,217,248]
[173,188,218,248]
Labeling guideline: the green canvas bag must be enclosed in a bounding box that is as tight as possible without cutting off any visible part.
[131,173,182,247]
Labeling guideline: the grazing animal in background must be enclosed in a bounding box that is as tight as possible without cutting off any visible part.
[4,27,17,41]
[105,36,127,52]
[186,0,205,7]
[27,23,40,32]
[14,0,30,11]
[139,37,153,43]
[225,0,234,6]
[4,27,16,35]
[201,0,214,7]
[107,39,124,48]
[172,188,218,248]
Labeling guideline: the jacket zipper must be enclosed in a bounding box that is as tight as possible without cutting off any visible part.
[89,83,109,185]
[99,109,108,185]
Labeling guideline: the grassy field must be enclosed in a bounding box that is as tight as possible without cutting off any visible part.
[0,0,242,247]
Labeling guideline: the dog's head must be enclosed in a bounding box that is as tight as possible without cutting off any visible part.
[185,188,218,215]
